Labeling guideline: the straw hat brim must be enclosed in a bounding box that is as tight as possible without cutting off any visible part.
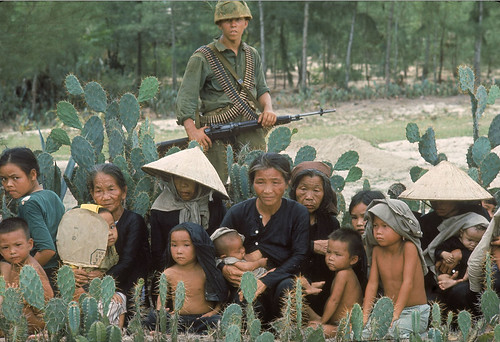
[141,147,229,199]
[399,161,493,201]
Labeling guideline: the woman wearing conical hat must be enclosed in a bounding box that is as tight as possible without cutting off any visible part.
[142,147,228,287]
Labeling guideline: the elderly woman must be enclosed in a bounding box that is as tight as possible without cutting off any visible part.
[74,163,151,308]
[220,152,310,323]
[288,161,340,316]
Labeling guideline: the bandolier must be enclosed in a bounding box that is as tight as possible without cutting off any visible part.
[196,42,258,125]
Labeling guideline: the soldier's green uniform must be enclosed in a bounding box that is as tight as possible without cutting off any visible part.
[175,1,272,183]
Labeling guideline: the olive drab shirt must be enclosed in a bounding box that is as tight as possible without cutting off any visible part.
[176,39,270,126]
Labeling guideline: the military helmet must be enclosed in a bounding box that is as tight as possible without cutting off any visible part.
[214,1,252,24]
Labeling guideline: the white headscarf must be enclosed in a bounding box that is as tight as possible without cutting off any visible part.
[151,175,212,230]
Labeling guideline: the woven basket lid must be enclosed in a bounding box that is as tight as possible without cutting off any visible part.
[56,208,109,268]
[141,147,229,199]
[399,161,493,201]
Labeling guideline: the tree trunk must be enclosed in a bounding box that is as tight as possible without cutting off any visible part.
[31,73,38,120]
[258,0,266,75]
[170,1,177,90]
[392,5,398,80]
[300,2,310,91]
[384,2,394,93]
[438,26,445,83]
[474,1,483,85]
[345,2,357,89]
[422,34,430,81]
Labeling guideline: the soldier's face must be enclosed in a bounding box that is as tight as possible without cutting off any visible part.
[218,18,248,42]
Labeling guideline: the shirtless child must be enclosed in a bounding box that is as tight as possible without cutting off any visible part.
[308,229,365,338]
[155,222,228,334]
[0,217,54,333]
[362,199,429,339]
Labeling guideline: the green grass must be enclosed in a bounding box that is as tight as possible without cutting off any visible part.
[287,115,493,145]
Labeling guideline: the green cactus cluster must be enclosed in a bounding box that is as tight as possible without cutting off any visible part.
[405,65,500,197]
[0,75,162,219]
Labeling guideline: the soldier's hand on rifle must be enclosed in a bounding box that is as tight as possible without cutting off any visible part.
[183,118,212,151]
[258,110,277,128]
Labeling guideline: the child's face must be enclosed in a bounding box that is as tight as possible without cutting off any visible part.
[372,216,401,247]
[173,176,198,201]
[325,239,358,272]
[100,211,118,247]
[459,227,484,251]
[0,229,33,265]
[224,235,246,260]
[350,203,368,235]
[0,163,38,199]
[170,230,196,266]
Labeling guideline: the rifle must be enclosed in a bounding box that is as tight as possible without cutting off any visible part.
[156,108,335,155]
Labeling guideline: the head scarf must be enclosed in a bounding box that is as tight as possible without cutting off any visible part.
[290,161,338,215]
[468,207,500,292]
[364,198,427,275]
[423,212,489,275]
[151,175,211,230]
[166,222,228,303]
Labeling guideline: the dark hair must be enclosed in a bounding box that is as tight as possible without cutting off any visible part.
[97,207,112,215]
[0,147,39,178]
[87,163,127,192]
[213,231,241,257]
[289,169,337,215]
[328,228,368,292]
[348,190,385,214]
[0,217,31,240]
[248,152,291,184]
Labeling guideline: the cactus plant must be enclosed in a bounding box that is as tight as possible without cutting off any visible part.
[19,264,45,310]
[249,318,261,342]
[100,276,116,322]
[68,301,81,338]
[350,303,363,340]
[220,303,243,339]
[44,297,68,336]
[255,331,275,342]
[369,296,394,340]
[89,277,102,300]
[225,324,242,342]
[82,296,99,334]
[2,287,23,322]
[87,321,107,342]
[57,265,76,303]
[241,271,257,323]
[457,310,472,341]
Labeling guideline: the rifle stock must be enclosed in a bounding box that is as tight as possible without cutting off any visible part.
[156,108,335,156]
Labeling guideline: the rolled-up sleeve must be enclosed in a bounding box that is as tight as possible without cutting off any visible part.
[175,54,206,125]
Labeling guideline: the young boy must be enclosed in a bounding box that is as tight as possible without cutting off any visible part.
[435,224,486,290]
[210,227,268,278]
[154,222,228,334]
[0,217,54,333]
[308,229,365,338]
[362,199,429,339]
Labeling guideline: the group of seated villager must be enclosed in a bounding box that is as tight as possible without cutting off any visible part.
[1,145,499,338]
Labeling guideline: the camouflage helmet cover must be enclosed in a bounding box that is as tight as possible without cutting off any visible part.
[214,1,252,24]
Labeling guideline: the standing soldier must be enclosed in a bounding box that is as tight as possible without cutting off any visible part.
[175,0,277,182]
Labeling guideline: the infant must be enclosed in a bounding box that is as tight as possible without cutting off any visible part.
[210,227,267,282]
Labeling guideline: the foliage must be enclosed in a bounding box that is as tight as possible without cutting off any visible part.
[2,76,161,218]
[404,65,500,193]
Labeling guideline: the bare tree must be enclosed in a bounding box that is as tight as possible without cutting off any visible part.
[384,2,395,92]
[345,2,357,88]
[170,1,177,90]
[300,1,310,91]
[258,0,266,75]
[474,1,483,85]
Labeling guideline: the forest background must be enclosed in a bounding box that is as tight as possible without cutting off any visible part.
[1,1,500,203]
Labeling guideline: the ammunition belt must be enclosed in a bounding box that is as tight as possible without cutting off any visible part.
[197,43,256,125]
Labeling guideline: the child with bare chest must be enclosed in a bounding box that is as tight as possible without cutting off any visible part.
[0,218,54,334]
[308,228,366,338]
[155,222,228,334]
[362,199,429,339]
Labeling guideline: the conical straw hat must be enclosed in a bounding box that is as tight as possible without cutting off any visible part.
[141,147,229,199]
[399,161,493,201]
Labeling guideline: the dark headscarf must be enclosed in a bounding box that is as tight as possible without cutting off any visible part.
[167,222,228,303]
